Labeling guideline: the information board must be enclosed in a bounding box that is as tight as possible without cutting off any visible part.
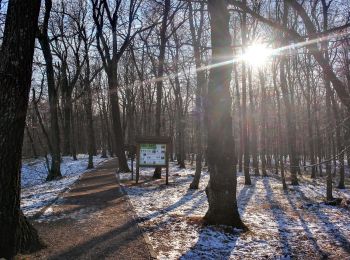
[135,136,171,185]
[139,143,167,166]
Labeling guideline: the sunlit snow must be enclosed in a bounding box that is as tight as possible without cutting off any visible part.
[119,161,350,259]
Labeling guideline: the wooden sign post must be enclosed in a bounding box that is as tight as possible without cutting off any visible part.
[135,136,171,185]
[125,144,136,180]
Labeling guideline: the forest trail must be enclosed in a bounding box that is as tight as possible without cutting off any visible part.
[20,158,153,260]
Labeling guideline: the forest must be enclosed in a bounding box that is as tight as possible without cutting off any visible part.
[0,0,350,259]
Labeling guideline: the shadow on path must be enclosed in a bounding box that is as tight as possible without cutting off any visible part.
[32,159,151,259]
[48,219,143,260]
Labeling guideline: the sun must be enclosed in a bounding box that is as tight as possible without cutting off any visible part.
[242,44,273,67]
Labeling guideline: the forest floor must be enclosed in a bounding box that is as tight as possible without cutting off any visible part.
[119,162,350,259]
[19,158,153,260]
[18,156,350,259]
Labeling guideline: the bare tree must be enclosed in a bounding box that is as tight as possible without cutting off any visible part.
[37,0,62,181]
[91,0,149,172]
[188,1,206,189]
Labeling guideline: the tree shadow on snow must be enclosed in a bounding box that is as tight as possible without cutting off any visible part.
[180,226,242,260]
[262,178,293,257]
[291,186,350,254]
[237,180,256,215]
[184,192,207,216]
[179,179,256,259]
[284,188,329,258]
[136,188,202,222]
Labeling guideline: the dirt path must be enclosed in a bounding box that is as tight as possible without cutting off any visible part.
[21,158,153,260]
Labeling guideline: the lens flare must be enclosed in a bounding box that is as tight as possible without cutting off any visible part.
[242,44,273,67]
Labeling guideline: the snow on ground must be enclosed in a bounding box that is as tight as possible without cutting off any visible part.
[119,162,350,259]
[21,154,109,218]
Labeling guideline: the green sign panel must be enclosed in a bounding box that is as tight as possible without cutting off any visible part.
[139,143,166,166]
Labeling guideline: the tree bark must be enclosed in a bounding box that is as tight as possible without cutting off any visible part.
[107,70,130,172]
[0,0,43,257]
[321,0,333,201]
[204,0,246,229]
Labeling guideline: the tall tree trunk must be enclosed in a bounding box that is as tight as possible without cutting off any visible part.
[83,50,95,169]
[273,65,287,189]
[234,63,243,173]
[332,95,345,189]
[37,0,62,181]
[102,98,113,157]
[328,39,345,190]
[322,0,333,201]
[315,108,323,176]
[189,1,206,188]
[241,0,251,185]
[248,68,259,176]
[305,56,316,178]
[279,3,298,185]
[325,88,333,201]
[85,85,95,169]
[204,0,246,229]
[190,71,205,188]
[25,125,38,158]
[259,70,268,177]
[0,0,43,257]
[108,70,130,172]
[61,61,73,156]
[173,73,186,168]
[280,59,298,185]
[32,89,53,154]
[97,88,108,158]
[153,0,171,178]
[71,107,78,161]
[63,90,73,156]
[126,88,135,146]
[176,112,186,168]
[99,108,108,158]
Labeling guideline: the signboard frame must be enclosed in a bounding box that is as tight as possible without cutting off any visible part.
[138,143,168,167]
[135,136,171,185]
[124,144,136,180]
